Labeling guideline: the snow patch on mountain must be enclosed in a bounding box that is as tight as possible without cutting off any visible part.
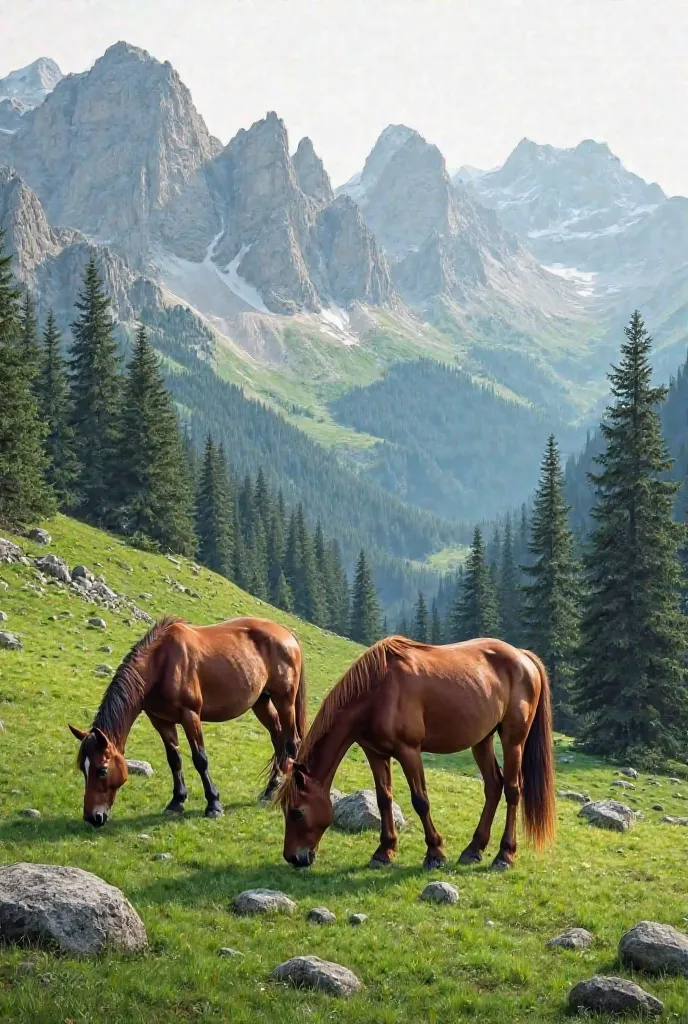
[0,58,62,110]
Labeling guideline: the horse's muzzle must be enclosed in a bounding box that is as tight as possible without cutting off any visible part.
[85,810,109,828]
[286,850,315,868]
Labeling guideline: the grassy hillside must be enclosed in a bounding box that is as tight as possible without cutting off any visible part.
[0,517,687,1022]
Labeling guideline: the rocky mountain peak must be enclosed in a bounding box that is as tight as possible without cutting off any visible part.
[0,57,62,111]
[293,137,333,203]
[337,124,418,203]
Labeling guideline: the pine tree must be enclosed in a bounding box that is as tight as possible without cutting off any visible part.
[117,326,196,554]
[267,504,286,605]
[18,292,40,375]
[450,527,500,640]
[521,436,581,730]
[499,512,521,646]
[430,599,443,644]
[273,569,294,612]
[349,549,381,645]
[397,613,410,638]
[0,234,55,526]
[35,311,78,509]
[195,435,233,576]
[69,256,122,525]
[413,590,429,642]
[577,312,688,759]
[327,539,351,636]
[314,522,338,630]
[294,505,326,625]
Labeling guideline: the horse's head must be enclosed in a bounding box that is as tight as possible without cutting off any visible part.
[278,764,333,868]
[69,725,128,827]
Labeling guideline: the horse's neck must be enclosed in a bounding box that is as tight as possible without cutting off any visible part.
[306,701,365,791]
[95,659,157,752]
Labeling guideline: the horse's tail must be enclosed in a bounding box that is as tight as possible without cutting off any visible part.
[520,650,556,850]
[294,655,307,743]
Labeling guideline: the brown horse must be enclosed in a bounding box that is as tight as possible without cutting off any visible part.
[69,616,306,827]
[278,635,555,871]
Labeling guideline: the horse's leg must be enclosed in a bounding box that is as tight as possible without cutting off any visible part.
[251,693,284,802]
[396,746,446,869]
[148,713,188,815]
[362,747,398,868]
[491,736,524,871]
[458,733,504,864]
[269,687,299,767]
[180,709,223,818]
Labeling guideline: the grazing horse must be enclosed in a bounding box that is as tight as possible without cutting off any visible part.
[69,616,306,827]
[277,635,555,871]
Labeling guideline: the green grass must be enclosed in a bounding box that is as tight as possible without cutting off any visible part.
[1,517,687,1021]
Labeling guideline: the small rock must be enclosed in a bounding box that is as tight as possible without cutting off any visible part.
[0,581,8,590]
[0,611,7,622]
[419,882,459,905]
[138,834,152,841]
[21,809,41,819]
[139,593,153,601]
[651,804,665,812]
[218,947,243,957]
[271,956,362,997]
[72,565,93,582]
[349,913,367,926]
[662,815,688,825]
[167,555,182,567]
[0,631,23,651]
[669,777,681,784]
[569,976,662,1016]
[88,617,107,630]
[486,920,495,927]
[547,927,593,950]
[0,863,147,955]
[232,889,296,916]
[557,790,590,804]
[578,799,636,832]
[612,780,636,790]
[333,789,406,832]
[99,645,114,654]
[153,853,172,862]
[125,759,154,778]
[27,528,51,545]
[307,906,336,924]
[621,767,639,778]
[95,664,114,676]
[34,554,71,583]
[619,921,688,975]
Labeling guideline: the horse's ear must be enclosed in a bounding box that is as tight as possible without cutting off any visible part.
[93,728,109,751]
[293,764,309,790]
[69,725,88,742]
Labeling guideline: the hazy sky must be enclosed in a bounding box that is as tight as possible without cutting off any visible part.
[2,0,686,194]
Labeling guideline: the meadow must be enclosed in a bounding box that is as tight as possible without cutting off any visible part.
[0,517,687,1022]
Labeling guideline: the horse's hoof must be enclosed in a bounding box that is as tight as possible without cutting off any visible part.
[164,803,185,816]
[369,856,392,870]
[205,805,224,819]
[423,855,447,871]
[458,849,482,865]
[490,856,511,871]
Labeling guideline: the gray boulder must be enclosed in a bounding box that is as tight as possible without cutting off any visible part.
[21,809,41,819]
[662,815,688,826]
[72,565,93,582]
[0,862,147,955]
[0,631,23,651]
[27,528,51,545]
[0,538,23,563]
[271,955,362,997]
[34,554,71,583]
[547,927,593,950]
[218,947,243,957]
[557,790,590,804]
[307,906,336,924]
[333,789,406,832]
[612,780,636,791]
[349,913,367,926]
[621,767,639,778]
[0,611,7,622]
[232,889,296,916]
[569,976,662,1016]
[619,921,688,976]
[419,882,459,905]
[579,799,636,832]
[88,617,107,629]
[125,760,154,778]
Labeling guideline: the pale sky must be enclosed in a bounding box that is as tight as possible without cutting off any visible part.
[2,0,687,195]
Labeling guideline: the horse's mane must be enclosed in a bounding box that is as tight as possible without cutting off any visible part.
[276,635,419,808]
[90,616,182,744]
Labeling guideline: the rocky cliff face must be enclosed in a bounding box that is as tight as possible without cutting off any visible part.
[0,58,63,135]
[293,136,334,204]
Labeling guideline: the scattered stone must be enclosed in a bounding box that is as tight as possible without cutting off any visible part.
[99,644,114,654]
[486,920,495,927]
[647,779,662,786]
[138,834,152,841]
[578,799,636,832]
[88,617,107,629]
[95,664,114,676]
[612,780,636,791]
[569,976,662,1016]
[0,581,8,590]
[0,611,7,622]
[621,767,639,778]
[218,947,243,957]
[333,789,406,832]
[153,853,171,862]
[662,815,688,826]
[0,538,23,563]
[72,565,93,582]
[271,956,362,997]
[0,863,147,955]
[167,555,182,567]
[126,760,154,778]
[669,777,681,785]
[232,889,296,916]
[34,554,71,584]
[21,809,41,819]
[651,805,665,812]
[619,921,688,976]
[0,631,23,651]
[307,906,336,924]
[419,882,459,905]
[139,593,153,601]
[349,913,367,926]
[547,927,593,951]
[27,528,51,545]
[557,790,590,804]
